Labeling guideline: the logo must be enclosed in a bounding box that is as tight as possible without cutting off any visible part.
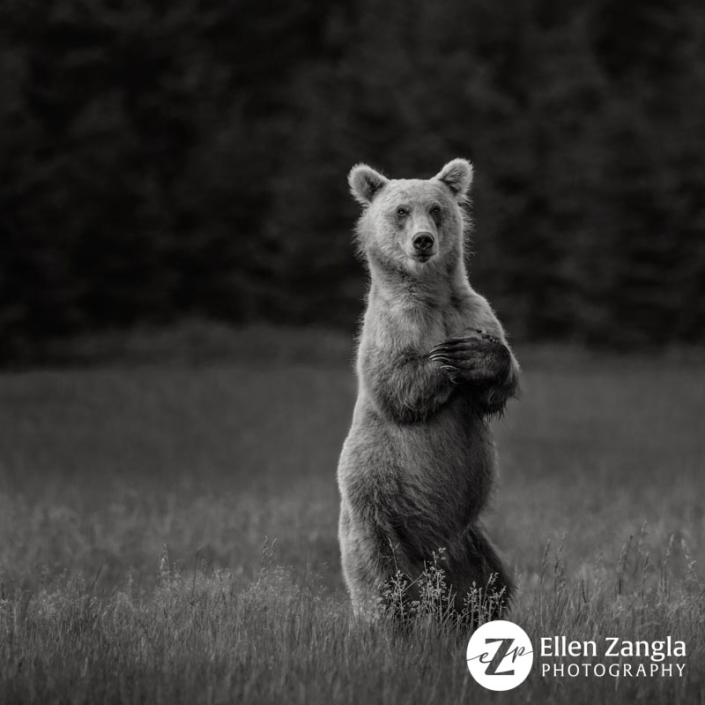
[466,620,534,691]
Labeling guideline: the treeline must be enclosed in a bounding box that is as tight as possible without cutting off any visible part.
[2,0,704,356]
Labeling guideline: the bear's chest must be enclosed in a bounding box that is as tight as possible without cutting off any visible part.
[387,301,468,351]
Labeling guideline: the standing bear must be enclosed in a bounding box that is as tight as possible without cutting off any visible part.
[337,159,519,621]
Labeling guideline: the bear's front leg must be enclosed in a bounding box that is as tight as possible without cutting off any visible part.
[429,331,518,415]
[361,347,457,424]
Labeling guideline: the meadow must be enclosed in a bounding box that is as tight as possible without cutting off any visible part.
[1,326,704,704]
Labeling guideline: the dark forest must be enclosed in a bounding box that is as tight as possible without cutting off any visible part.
[2,0,704,356]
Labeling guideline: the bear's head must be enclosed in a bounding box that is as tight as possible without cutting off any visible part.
[348,159,473,278]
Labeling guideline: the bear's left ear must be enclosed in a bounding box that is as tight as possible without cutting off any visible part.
[349,164,389,206]
[434,158,473,198]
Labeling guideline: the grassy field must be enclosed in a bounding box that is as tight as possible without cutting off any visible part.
[1,328,704,703]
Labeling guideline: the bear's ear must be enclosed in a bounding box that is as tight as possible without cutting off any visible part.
[434,158,473,198]
[348,164,389,205]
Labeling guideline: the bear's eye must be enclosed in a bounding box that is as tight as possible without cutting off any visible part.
[396,207,408,217]
[430,205,441,216]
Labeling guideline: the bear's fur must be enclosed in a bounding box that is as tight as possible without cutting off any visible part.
[337,158,519,621]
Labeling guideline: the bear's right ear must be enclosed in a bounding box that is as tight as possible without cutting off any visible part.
[348,164,389,206]
[434,158,473,199]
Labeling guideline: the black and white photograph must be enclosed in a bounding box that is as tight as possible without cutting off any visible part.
[1,1,704,703]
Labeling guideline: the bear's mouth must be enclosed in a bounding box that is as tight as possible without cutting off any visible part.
[411,252,435,263]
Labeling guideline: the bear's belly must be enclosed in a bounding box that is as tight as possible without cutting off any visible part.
[338,394,495,545]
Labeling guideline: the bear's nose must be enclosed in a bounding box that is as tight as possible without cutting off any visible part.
[412,232,435,252]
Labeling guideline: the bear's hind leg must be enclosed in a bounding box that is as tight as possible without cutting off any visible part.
[340,508,420,621]
[454,525,514,621]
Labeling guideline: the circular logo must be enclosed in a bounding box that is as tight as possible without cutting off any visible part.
[466,620,534,691]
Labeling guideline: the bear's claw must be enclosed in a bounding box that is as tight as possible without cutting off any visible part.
[463,327,502,345]
[431,338,497,359]
[429,333,509,383]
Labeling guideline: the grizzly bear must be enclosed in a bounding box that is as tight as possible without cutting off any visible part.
[337,159,519,621]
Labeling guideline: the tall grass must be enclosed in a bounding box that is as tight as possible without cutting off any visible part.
[3,536,704,704]
[1,332,704,703]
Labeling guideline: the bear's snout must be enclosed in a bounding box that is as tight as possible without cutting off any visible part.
[412,232,436,260]
[413,232,434,251]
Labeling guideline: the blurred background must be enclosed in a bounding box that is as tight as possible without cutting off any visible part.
[2,0,705,363]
